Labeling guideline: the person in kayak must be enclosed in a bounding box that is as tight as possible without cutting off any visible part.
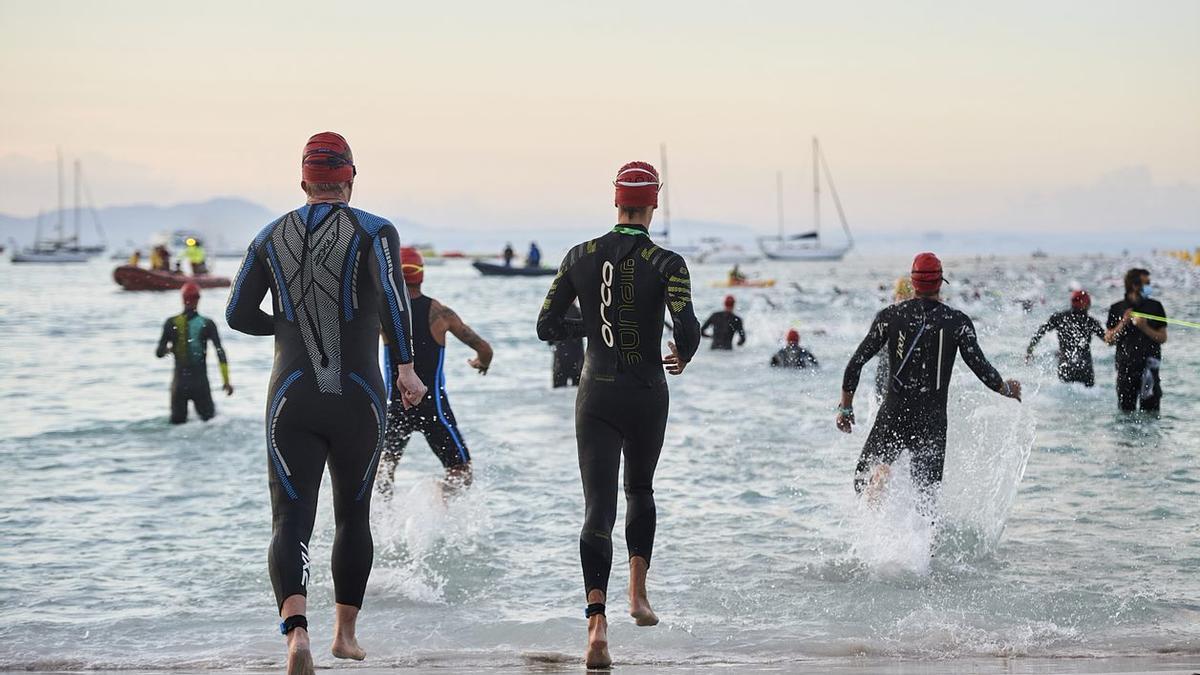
[770,328,818,368]
[536,160,701,669]
[836,252,1022,510]
[225,132,426,675]
[729,264,747,285]
[701,295,746,350]
[1026,289,1105,386]
[377,247,493,497]
[1104,268,1168,413]
[549,302,585,388]
[873,276,915,403]
[155,281,233,423]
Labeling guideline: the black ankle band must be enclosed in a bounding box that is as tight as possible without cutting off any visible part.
[279,614,308,635]
[585,602,605,618]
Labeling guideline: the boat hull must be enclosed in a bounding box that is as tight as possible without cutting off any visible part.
[758,238,851,261]
[112,265,231,291]
[471,261,557,277]
[12,251,91,263]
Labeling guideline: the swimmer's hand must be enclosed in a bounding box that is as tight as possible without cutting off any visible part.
[1001,379,1022,402]
[662,341,687,375]
[394,363,428,409]
[223,383,234,396]
[835,407,855,433]
[468,356,489,375]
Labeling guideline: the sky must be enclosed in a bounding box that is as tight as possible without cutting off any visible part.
[1,0,1197,238]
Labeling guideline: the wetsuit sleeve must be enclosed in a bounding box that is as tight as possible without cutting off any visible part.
[374,224,415,366]
[700,313,715,337]
[1026,314,1055,354]
[842,309,888,394]
[957,315,1006,393]
[155,318,175,358]
[805,350,819,368]
[536,253,584,341]
[770,351,782,367]
[1089,316,1105,339]
[1106,305,1121,330]
[734,315,746,346]
[226,241,274,336]
[663,255,700,362]
[206,319,231,385]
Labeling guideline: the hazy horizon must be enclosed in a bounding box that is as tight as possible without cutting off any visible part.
[1,1,1197,236]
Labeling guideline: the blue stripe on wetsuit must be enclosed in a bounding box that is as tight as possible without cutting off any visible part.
[268,370,304,500]
[265,241,295,322]
[434,348,469,463]
[342,232,361,321]
[374,237,411,362]
[227,217,282,324]
[348,372,386,501]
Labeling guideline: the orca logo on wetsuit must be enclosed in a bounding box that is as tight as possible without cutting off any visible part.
[617,258,641,364]
[600,261,615,347]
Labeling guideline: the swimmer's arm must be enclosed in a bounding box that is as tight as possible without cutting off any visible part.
[536,254,582,341]
[1089,317,1105,340]
[841,310,888,395]
[437,302,494,374]
[957,317,1006,394]
[374,225,416,366]
[1026,318,1053,355]
[226,242,274,336]
[664,257,701,362]
[1103,306,1126,345]
[155,319,174,358]
[700,313,714,337]
[205,320,232,389]
[734,315,746,346]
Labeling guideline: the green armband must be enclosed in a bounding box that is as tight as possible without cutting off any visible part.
[219,362,230,385]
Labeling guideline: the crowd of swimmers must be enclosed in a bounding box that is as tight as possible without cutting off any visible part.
[142,131,1175,672]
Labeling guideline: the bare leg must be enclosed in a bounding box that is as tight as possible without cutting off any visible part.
[331,602,366,660]
[281,594,314,675]
[439,462,473,501]
[627,556,658,626]
[865,464,892,507]
[584,589,611,669]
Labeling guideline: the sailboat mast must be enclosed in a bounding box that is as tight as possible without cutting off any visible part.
[659,142,671,240]
[776,170,784,238]
[812,136,820,239]
[74,159,81,244]
[56,149,64,242]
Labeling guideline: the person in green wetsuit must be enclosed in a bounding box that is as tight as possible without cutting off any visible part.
[156,281,233,423]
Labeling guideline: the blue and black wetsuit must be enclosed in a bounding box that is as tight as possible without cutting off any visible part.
[537,224,700,601]
[842,298,1006,504]
[155,310,228,423]
[226,202,414,611]
[378,293,470,493]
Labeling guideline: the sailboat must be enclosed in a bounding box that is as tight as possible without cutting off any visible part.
[12,152,106,263]
[651,143,701,257]
[757,137,853,261]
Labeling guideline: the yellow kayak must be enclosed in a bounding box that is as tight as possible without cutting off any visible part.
[711,278,776,288]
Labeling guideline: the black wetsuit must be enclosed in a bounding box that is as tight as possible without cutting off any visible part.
[843,298,1006,502]
[156,310,227,423]
[1106,297,1166,412]
[379,293,470,486]
[1027,309,1105,386]
[537,224,700,600]
[701,311,745,350]
[226,202,414,611]
[770,344,818,368]
[550,304,585,388]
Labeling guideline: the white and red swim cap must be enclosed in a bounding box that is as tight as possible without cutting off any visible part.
[614,161,660,208]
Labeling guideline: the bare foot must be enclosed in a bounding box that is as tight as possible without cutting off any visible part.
[865,464,892,507]
[628,556,659,627]
[287,629,315,675]
[331,633,366,661]
[585,615,611,669]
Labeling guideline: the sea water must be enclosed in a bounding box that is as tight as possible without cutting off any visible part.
[0,251,1197,670]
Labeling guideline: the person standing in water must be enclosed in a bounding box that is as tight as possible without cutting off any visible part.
[874,276,915,402]
[155,281,233,423]
[549,302,585,388]
[1026,290,1105,387]
[1104,268,1167,413]
[377,247,492,497]
[836,253,1022,509]
[701,295,746,350]
[770,329,818,368]
[537,160,701,669]
[226,132,426,675]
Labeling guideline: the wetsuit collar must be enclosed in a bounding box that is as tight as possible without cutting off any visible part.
[613,224,649,236]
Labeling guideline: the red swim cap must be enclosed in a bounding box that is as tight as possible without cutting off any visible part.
[1071,289,1090,310]
[786,328,800,344]
[302,132,355,183]
[181,281,201,306]
[724,294,735,309]
[911,252,944,294]
[614,161,660,208]
[400,246,424,286]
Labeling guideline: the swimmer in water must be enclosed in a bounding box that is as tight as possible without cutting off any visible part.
[701,295,746,350]
[377,247,492,497]
[549,302,585,388]
[770,329,818,368]
[226,132,427,675]
[537,160,701,669]
[836,253,1022,511]
[155,282,233,423]
[1026,290,1105,386]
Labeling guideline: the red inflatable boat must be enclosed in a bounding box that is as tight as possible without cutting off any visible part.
[112,265,232,291]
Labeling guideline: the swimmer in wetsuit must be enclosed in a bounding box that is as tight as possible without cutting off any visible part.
[537,161,701,669]
[836,253,1021,510]
[549,302,585,388]
[377,247,493,497]
[1026,290,1105,386]
[701,295,746,350]
[225,132,427,675]
[770,329,818,368]
[873,276,915,403]
[155,282,233,423]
